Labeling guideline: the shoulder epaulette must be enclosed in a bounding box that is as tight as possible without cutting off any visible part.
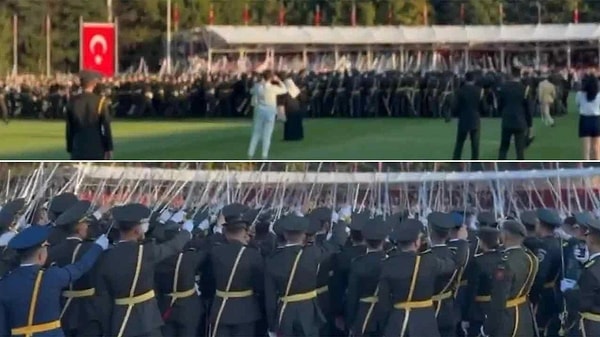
[585,259,596,269]
[419,249,432,255]
[474,252,484,258]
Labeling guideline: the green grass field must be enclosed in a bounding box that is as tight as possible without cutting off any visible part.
[0,112,579,160]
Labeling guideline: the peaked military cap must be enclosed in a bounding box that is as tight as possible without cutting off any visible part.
[520,210,538,229]
[309,207,332,222]
[478,211,497,227]
[450,211,464,228]
[536,208,562,228]
[8,225,51,251]
[477,226,500,247]
[391,218,423,243]
[428,212,454,230]
[0,211,16,229]
[55,200,92,227]
[277,214,309,233]
[348,212,368,231]
[222,203,249,222]
[2,198,25,216]
[112,203,151,231]
[587,218,600,233]
[49,193,79,215]
[500,220,527,237]
[362,217,389,241]
[574,212,593,228]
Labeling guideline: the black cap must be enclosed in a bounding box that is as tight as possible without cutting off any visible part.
[574,211,593,227]
[8,225,51,250]
[348,212,368,231]
[450,211,464,228]
[54,200,91,227]
[277,214,309,233]
[222,203,249,223]
[536,208,562,228]
[500,220,527,237]
[428,212,454,230]
[112,203,151,231]
[0,211,16,229]
[309,207,331,223]
[520,211,538,229]
[477,226,500,247]
[49,193,79,216]
[478,211,497,227]
[588,218,600,233]
[391,219,423,243]
[362,217,389,241]
[2,198,25,216]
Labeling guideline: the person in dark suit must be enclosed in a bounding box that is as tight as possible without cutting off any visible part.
[497,67,532,160]
[95,203,192,337]
[0,224,107,337]
[66,71,114,160]
[449,71,483,160]
[279,78,304,142]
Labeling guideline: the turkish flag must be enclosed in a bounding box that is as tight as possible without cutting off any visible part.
[81,22,115,77]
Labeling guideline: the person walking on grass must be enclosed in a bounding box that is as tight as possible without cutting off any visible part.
[247,70,287,160]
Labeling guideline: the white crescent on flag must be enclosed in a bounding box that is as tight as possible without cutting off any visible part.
[89,34,108,65]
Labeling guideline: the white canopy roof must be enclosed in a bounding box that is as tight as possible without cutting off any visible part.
[199,24,600,47]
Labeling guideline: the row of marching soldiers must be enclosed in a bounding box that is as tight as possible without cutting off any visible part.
[0,193,599,337]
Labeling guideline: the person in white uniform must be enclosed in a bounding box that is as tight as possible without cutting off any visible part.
[247,70,287,160]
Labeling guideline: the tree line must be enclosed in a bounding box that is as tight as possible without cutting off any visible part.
[0,0,596,75]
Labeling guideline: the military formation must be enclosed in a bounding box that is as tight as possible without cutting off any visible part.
[0,188,599,337]
[0,68,572,121]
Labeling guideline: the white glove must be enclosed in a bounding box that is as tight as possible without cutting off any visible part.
[198,219,210,230]
[171,210,186,224]
[554,228,572,240]
[94,234,109,250]
[158,210,172,224]
[213,225,223,234]
[182,219,194,233]
[461,321,469,335]
[560,278,577,292]
[331,211,339,224]
[17,215,27,228]
[267,332,277,337]
[339,205,352,219]
[480,326,490,337]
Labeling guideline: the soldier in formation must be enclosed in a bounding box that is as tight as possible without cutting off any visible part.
[0,190,597,337]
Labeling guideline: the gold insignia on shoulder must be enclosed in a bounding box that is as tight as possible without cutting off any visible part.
[585,260,596,269]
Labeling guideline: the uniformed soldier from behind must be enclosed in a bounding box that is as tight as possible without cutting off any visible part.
[497,66,532,160]
[264,214,327,337]
[95,203,192,337]
[447,211,471,337]
[331,212,368,334]
[0,199,25,277]
[345,216,388,337]
[378,217,460,337]
[47,200,102,337]
[463,226,502,337]
[0,224,108,337]
[428,212,464,337]
[533,208,563,337]
[450,71,483,160]
[570,218,600,337]
[66,70,114,160]
[521,210,544,256]
[560,212,591,337]
[47,193,79,246]
[480,220,538,337]
[154,219,208,337]
[207,204,264,337]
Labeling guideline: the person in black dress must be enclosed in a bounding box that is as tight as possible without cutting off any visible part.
[278,77,304,141]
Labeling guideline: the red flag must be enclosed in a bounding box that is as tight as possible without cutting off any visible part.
[351,2,356,26]
[574,6,579,23]
[314,5,321,26]
[243,3,250,25]
[278,3,286,25]
[81,22,115,76]
[209,4,215,25]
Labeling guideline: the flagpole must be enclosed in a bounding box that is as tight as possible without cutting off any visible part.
[12,14,17,76]
[79,16,83,71]
[166,0,172,75]
[46,14,51,77]
[115,16,119,75]
[107,0,113,22]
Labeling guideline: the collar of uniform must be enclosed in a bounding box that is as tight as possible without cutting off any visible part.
[589,252,600,261]
[431,243,447,247]
[366,249,383,254]
[504,245,522,252]
[19,263,36,267]
[284,243,303,248]
[66,236,83,241]
[448,238,460,242]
